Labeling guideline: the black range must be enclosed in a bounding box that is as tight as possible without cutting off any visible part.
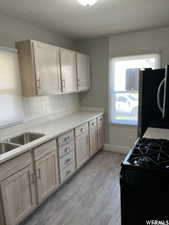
[120,137,169,225]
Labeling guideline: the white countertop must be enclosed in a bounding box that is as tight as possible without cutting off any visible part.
[0,111,103,164]
[143,127,169,140]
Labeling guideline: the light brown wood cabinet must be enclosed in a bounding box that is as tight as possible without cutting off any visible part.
[97,116,104,150]
[33,41,61,95]
[89,119,98,156]
[16,40,61,96]
[0,115,104,225]
[0,165,36,225]
[58,130,75,183]
[35,151,59,204]
[60,48,77,93]
[76,52,90,91]
[75,123,90,169]
[16,40,90,96]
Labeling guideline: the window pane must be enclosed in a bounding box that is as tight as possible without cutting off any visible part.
[111,54,160,125]
[0,49,23,128]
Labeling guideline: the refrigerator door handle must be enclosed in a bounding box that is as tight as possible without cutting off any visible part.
[157,78,165,113]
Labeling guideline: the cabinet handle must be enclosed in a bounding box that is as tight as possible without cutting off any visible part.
[37,168,41,180]
[62,79,65,88]
[66,170,71,176]
[65,158,71,164]
[64,146,70,153]
[30,173,35,185]
[36,79,41,89]
[80,128,84,132]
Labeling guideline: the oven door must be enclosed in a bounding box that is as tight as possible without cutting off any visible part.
[120,167,169,225]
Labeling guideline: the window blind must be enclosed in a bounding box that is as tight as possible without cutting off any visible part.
[0,48,23,128]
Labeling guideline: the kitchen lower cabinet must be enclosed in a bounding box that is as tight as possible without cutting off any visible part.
[89,119,98,156]
[75,123,90,169]
[97,116,104,150]
[0,114,104,225]
[0,165,36,225]
[35,151,59,204]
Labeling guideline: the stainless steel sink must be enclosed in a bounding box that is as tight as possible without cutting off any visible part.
[0,143,19,155]
[8,132,45,145]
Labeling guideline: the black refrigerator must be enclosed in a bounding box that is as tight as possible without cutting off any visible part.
[138,65,169,137]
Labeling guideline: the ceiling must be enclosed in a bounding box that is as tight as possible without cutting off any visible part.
[0,0,169,39]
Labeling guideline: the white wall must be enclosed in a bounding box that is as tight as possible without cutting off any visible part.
[76,38,109,142]
[77,26,169,153]
[0,13,79,123]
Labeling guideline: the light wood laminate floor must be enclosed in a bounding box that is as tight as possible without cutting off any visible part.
[21,151,125,225]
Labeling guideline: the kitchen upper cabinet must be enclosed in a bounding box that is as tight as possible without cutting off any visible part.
[89,119,98,156]
[60,48,77,93]
[0,165,36,225]
[33,41,61,95]
[76,53,90,91]
[35,151,59,204]
[75,123,90,169]
[16,40,90,96]
[16,40,61,96]
[97,116,104,150]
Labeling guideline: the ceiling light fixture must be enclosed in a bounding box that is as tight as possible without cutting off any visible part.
[78,0,98,7]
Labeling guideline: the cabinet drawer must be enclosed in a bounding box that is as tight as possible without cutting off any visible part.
[58,130,74,146]
[75,123,88,136]
[59,140,74,158]
[60,162,75,183]
[0,152,32,181]
[34,139,57,160]
[89,119,97,128]
[59,151,75,171]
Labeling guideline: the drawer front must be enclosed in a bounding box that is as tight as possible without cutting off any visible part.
[60,162,75,183]
[34,139,57,160]
[75,123,88,137]
[89,119,97,128]
[59,151,75,171]
[58,130,74,146]
[0,152,32,181]
[97,116,104,127]
[59,140,74,158]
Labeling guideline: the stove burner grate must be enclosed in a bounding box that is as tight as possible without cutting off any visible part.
[128,138,169,168]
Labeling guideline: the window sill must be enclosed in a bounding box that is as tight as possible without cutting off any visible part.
[111,121,138,128]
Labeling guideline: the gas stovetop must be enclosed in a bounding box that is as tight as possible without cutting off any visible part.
[127,138,169,169]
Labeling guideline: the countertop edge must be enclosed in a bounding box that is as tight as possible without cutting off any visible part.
[0,112,104,165]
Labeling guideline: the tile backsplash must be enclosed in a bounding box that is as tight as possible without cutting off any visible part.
[22,94,80,122]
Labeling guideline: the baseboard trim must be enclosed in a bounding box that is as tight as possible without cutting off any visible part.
[103,143,130,154]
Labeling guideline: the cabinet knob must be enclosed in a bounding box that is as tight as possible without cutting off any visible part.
[65,158,71,164]
[66,170,71,176]
[36,79,41,89]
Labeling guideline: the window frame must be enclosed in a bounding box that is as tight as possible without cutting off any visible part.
[109,53,161,126]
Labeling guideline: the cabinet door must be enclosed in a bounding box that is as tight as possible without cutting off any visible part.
[1,165,36,225]
[76,132,90,169]
[33,41,61,95]
[97,117,104,150]
[35,152,59,204]
[89,125,98,156]
[60,48,77,93]
[76,53,90,91]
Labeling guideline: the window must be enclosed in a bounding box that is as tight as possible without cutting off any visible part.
[110,54,160,125]
[0,48,23,128]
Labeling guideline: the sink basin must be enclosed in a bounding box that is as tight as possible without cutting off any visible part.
[0,143,19,155]
[9,132,45,145]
